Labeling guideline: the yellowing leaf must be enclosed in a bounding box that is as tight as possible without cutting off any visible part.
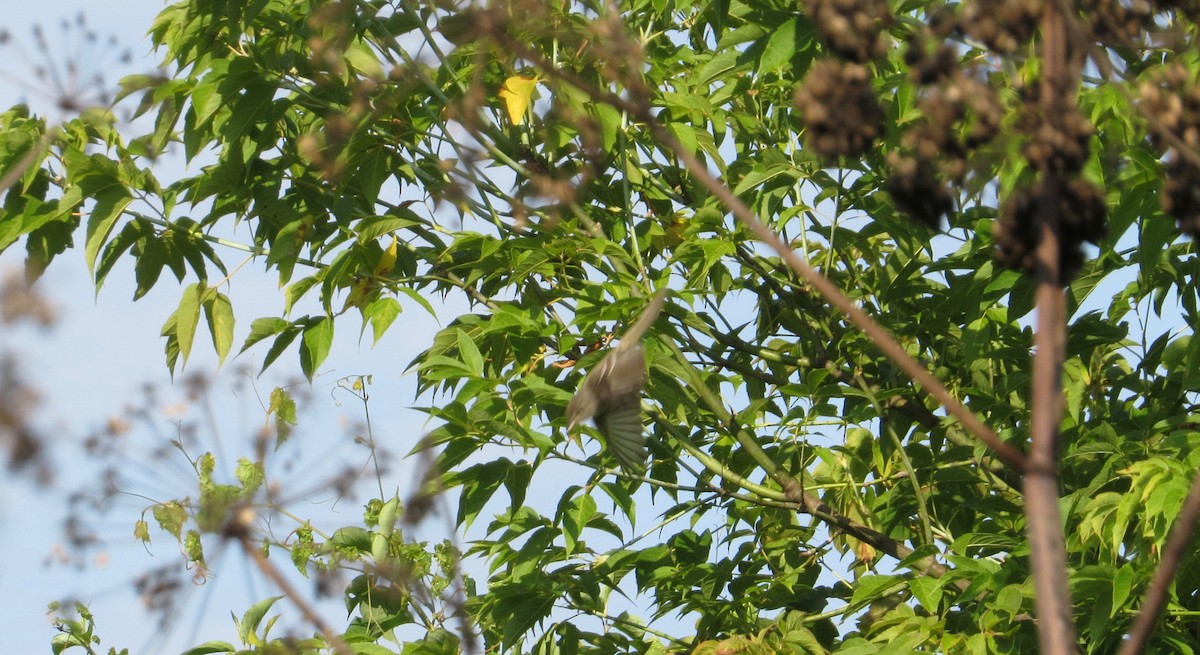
[342,278,372,313]
[498,75,539,125]
[375,235,399,276]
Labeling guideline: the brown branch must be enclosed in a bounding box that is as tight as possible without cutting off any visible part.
[229,514,353,655]
[480,24,1028,473]
[659,413,962,585]
[1024,4,1080,654]
[649,125,1028,469]
[0,126,56,198]
[1048,0,1200,171]
[1117,471,1200,655]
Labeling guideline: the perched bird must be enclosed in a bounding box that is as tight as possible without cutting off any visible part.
[566,290,666,472]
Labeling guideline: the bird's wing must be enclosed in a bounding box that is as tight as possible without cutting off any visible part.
[594,400,647,472]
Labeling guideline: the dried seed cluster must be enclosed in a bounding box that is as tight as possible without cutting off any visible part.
[960,0,1041,53]
[1139,62,1200,237]
[1084,0,1154,45]
[794,61,884,159]
[904,36,958,86]
[1147,0,1200,21]
[1017,80,1095,175]
[1162,158,1200,235]
[993,178,1108,281]
[1139,63,1200,152]
[908,77,1003,179]
[803,0,892,63]
[881,19,1008,229]
[990,69,1105,282]
[884,154,953,230]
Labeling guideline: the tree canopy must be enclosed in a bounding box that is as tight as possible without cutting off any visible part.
[6,0,1200,654]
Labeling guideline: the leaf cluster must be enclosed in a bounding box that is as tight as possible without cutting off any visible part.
[10,0,1200,653]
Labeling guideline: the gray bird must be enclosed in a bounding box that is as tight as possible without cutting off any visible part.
[566,290,666,472]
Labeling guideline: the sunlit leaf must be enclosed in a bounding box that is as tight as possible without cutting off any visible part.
[498,75,539,126]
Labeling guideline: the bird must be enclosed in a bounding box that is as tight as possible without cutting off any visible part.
[566,290,666,472]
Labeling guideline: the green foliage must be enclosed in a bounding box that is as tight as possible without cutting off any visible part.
[50,603,129,655]
[7,0,1200,653]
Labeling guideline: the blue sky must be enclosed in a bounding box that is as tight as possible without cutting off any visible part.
[0,3,457,652]
[0,4,709,648]
[5,3,1185,654]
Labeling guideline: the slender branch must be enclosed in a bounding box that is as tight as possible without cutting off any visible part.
[1024,4,1079,653]
[0,128,54,197]
[482,25,1027,473]
[653,389,961,585]
[233,522,353,655]
[643,121,1028,469]
[853,374,935,546]
[1118,471,1200,655]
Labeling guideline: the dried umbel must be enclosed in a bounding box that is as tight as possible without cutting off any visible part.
[1022,107,1094,175]
[1138,62,1200,153]
[1084,0,1155,45]
[904,76,1004,179]
[904,35,959,86]
[1013,76,1095,175]
[993,178,1107,282]
[885,154,953,229]
[794,60,884,159]
[1151,0,1200,20]
[1162,157,1200,237]
[1136,62,1200,239]
[961,0,1041,54]
[803,0,892,62]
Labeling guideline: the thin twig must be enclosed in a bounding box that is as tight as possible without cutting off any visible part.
[0,128,54,196]
[234,526,353,655]
[484,24,1028,473]
[1118,471,1200,655]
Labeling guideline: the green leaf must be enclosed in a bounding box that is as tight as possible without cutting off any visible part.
[364,296,401,345]
[300,316,334,380]
[757,17,797,74]
[562,494,597,556]
[179,642,237,655]
[261,327,301,374]
[268,387,298,448]
[235,458,264,493]
[236,596,283,644]
[204,291,235,364]
[84,186,134,274]
[492,582,557,648]
[152,501,188,539]
[175,283,205,367]
[220,80,276,144]
[450,459,511,528]
[457,329,484,377]
[397,286,437,317]
[95,218,149,292]
[907,575,943,612]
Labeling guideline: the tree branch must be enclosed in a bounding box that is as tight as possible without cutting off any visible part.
[479,23,1028,473]
[1024,3,1080,653]
[1118,471,1200,655]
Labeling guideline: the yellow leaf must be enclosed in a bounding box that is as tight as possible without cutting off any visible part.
[498,75,539,125]
[375,235,398,276]
[341,278,372,313]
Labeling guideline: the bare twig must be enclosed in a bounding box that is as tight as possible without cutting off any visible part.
[232,517,353,655]
[0,129,54,197]
[1118,471,1200,655]
[482,23,1028,473]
